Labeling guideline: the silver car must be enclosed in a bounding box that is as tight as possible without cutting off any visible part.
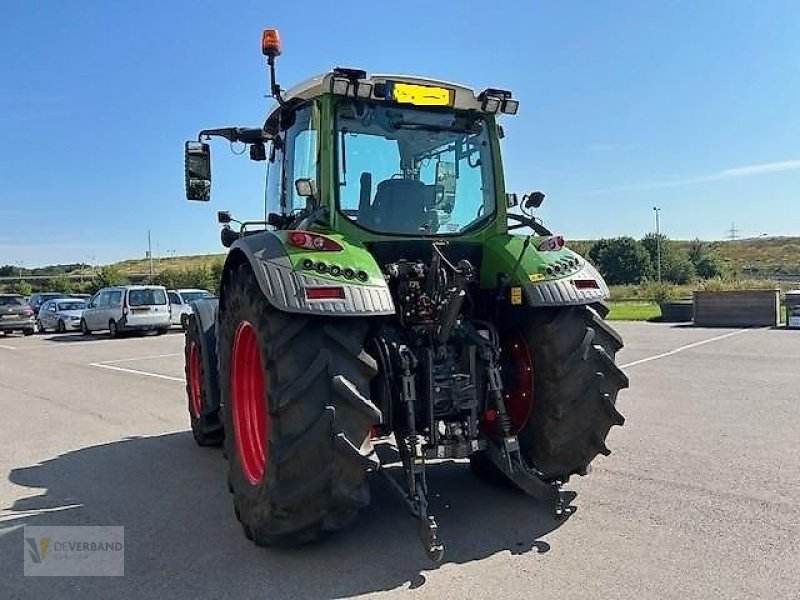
[38,298,87,333]
[81,285,171,337]
[167,288,214,329]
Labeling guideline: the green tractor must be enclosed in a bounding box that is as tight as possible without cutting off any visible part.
[182,28,628,561]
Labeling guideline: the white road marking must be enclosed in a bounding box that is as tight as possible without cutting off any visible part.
[0,343,16,350]
[620,328,760,369]
[96,353,182,365]
[89,362,184,382]
[0,503,84,523]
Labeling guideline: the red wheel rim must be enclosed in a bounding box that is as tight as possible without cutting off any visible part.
[482,332,534,436]
[231,321,267,486]
[502,333,534,432]
[188,341,203,418]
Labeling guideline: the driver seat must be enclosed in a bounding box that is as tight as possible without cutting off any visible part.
[366,179,434,233]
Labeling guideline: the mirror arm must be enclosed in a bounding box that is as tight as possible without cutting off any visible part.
[198,127,269,144]
[507,213,552,236]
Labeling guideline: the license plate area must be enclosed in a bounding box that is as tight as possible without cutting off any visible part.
[131,308,151,314]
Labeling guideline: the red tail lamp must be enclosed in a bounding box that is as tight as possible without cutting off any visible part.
[287,231,343,252]
[538,235,565,252]
[305,287,345,300]
[573,279,600,289]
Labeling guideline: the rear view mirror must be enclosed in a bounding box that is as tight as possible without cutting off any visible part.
[220,226,238,248]
[523,191,545,209]
[185,141,211,201]
[434,161,456,210]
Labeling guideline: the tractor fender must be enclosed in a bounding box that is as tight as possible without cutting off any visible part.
[189,297,221,413]
[221,231,395,317]
[524,260,610,307]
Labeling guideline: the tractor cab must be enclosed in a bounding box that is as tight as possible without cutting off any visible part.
[184,29,521,246]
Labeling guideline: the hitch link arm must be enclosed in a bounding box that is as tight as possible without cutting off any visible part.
[382,346,445,562]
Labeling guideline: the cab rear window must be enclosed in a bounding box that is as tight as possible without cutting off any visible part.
[128,289,167,306]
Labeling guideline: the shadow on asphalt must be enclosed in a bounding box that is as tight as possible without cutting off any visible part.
[43,329,183,343]
[2,432,569,598]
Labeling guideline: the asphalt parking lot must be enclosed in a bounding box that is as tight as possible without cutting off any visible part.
[1,322,798,599]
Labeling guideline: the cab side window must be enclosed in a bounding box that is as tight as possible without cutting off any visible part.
[168,292,181,305]
[108,291,122,307]
[265,141,285,216]
[284,104,318,213]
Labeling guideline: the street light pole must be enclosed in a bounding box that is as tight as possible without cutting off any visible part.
[653,206,662,283]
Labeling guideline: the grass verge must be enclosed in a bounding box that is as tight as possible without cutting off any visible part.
[606,301,661,321]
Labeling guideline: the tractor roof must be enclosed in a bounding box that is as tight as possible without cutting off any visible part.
[265,70,517,124]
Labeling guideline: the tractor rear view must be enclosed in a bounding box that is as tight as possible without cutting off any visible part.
[182,29,628,561]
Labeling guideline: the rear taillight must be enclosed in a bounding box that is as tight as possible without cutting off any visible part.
[538,235,565,251]
[573,279,600,289]
[287,231,343,252]
[22,308,33,317]
[305,286,345,300]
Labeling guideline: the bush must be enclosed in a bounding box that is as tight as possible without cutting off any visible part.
[95,266,125,288]
[51,275,75,294]
[10,280,32,296]
[641,233,697,284]
[641,281,674,304]
[588,237,652,285]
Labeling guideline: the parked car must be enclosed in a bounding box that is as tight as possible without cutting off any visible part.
[27,292,64,318]
[167,289,214,329]
[37,298,87,333]
[0,294,35,336]
[80,285,170,337]
[69,293,92,301]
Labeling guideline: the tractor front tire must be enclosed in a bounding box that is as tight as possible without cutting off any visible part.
[219,264,380,546]
[519,305,629,480]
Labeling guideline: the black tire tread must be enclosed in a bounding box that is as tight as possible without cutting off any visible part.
[220,264,379,547]
[184,314,224,447]
[518,305,628,480]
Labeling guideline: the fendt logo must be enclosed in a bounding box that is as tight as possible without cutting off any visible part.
[25,536,51,563]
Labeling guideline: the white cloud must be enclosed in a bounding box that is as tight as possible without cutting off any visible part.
[586,158,800,196]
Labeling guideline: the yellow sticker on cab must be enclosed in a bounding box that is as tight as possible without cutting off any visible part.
[529,273,546,282]
[391,82,453,107]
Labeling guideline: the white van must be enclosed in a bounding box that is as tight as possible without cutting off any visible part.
[81,285,171,337]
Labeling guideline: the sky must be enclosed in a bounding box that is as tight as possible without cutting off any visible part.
[1,0,798,267]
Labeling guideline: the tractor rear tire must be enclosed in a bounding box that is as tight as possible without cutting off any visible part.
[184,314,224,447]
[519,304,628,480]
[219,264,380,546]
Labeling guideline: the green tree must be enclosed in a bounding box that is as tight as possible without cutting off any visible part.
[177,266,214,290]
[51,275,75,294]
[152,268,180,289]
[641,233,696,284]
[588,237,652,285]
[686,238,721,279]
[694,255,722,279]
[95,266,125,288]
[10,280,32,296]
[210,259,224,294]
